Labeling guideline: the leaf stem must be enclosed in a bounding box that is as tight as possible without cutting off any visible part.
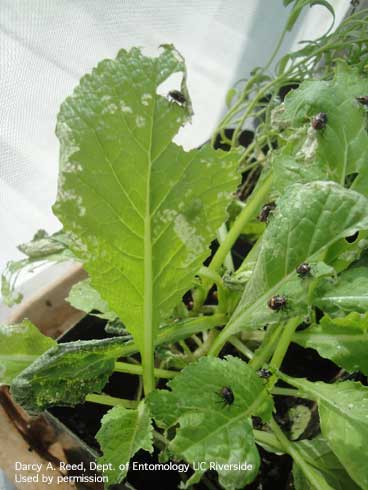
[249,325,281,370]
[85,393,137,408]
[114,362,178,379]
[194,173,272,313]
[269,317,301,371]
[270,418,334,490]
[271,387,309,398]
[228,336,254,359]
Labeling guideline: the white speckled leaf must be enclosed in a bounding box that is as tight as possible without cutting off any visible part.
[53,45,239,357]
[96,401,153,488]
[226,181,368,335]
[148,356,273,490]
[284,377,368,490]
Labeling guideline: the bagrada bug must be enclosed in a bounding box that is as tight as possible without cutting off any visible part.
[216,386,235,407]
[311,112,327,130]
[168,90,186,106]
[296,262,311,278]
[356,96,368,106]
[257,368,272,379]
[267,295,287,311]
[258,202,276,223]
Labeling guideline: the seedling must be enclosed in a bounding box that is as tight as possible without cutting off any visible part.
[2,3,368,490]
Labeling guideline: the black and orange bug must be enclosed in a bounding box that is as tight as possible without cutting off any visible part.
[258,202,276,223]
[216,386,235,407]
[356,96,368,106]
[267,295,287,311]
[296,262,311,278]
[168,90,186,106]
[311,112,327,130]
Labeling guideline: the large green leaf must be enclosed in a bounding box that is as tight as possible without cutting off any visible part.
[96,401,153,488]
[10,337,127,413]
[273,63,368,195]
[0,320,55,385]
[313,266,368,314]
[293,436,361,490]
[222,181,368,337]
[283,376,368,490]
[148,356,273,490]
[53,45,239,390]
[294,312,368,375]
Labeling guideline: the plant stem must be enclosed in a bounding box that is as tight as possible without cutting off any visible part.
[253,429,284,453]
[270,418,334,490]
[269,317,300,371]
[116,314,227,359]
[271,387,309,398]
[114,362,178,379]
[228,336,254,359]
[194,173,272,312]
[249,325,281,370]
[210,173,272,274]
[85,393,137,408]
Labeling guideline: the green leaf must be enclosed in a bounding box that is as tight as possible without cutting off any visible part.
[96,401,153,488]
[224,181,368,336]
[278,63,368,194]
[313,266,368,314]
[10,337,127,413]
[53,45,239,391]
[67,278,117,321]
[293,436,361,490]
[294,312,368,375]
[148,356,273,490]
[0,320,56,385]
[283,376,368,489]
[1,229,76,306]
[288,405,312,440]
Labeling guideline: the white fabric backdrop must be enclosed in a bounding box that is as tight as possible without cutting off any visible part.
[0,0,349,276]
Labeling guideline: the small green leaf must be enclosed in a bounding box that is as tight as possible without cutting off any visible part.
[67,278,117,320]
[224,181,368,335]
[96,401,153,488]
[1,230,76,306]
[10,337,127,413]
[313,266,368,314]
[149,356,273,490]
[0,320,55,385]
[288,405,311,440]
[294,312,368,375]
[284,376,368,490]
[293,436,361,490]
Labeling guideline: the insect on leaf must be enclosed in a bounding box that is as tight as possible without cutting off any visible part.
[148,356,273,490]
[224,181,368,336]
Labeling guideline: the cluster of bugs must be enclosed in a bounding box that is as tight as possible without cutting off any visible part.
[216,386,235,407]
[258,201,276,223]
[311,112,328,130]
[167,89,186,106]
[267,263,311,311]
